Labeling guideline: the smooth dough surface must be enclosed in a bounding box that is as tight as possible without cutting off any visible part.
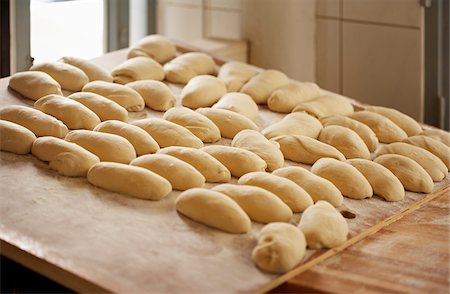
[217,61,258,92]
[111,56,165,84]
[365,105,422,136]
[262,112,323,140]
[68,92,128,122]
[164,52,216,84]
[60,56,113,82]
[126,80,176,111]
[318,125,370,159]
[9,71,62,101]
[0,120,36,154]
[403,135,450,169]
[127,34,177,64]
[180,75,227,109]
[212,92,259,120]
[30,62,89,91]
[267,82,322,113]
[292,94,354,118]
[420,129,450,146]
[240,69,289,104]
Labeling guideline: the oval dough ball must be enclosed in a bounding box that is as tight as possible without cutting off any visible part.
[267,82,322,113]
[82,81,145,112]
[298,201,348,249]
[374,154,434,193]
[217,61,258,92]
[201,145,267,178]
[164,52,216,84]
[65,130,136,164]
[272,166,343,207]
[0,105,68,138]
[292,94,354,118]
[261,112,323,140]
[366,105,422,136]
[318,125,370,159]
[94,120,159,156]
[30,62,89,91]
[68,92,128,122]
[34,94,101,130]
[8,71,62,100]
[212,92,259,120]
[403,135,450,169]
[238,172,313,212]
[111,56,165,84]
[126,80,176,111]
[271,135,345,164]
[132,118,203,148]
[163,107,221,143]
[240,69,289,104]
[346,159,404,202]
[252,223,306,274]
[0,120,36,154]
[175,188,251,234]
[87,162,172,200]
[180,75,227,109]
[60,56,113,82]
[196,107,259,139]
[420,129,450,146]
[231,129,284,171]
[32,136,99,177]
[212,184,293,223]
[157,146,231,183]
[127,34,177,64]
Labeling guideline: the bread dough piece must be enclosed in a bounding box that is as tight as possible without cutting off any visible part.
[267,82,322,113]
[271,135,345,164]
[94,120,159,156]
[132,118,203,148]
[9,71,62,101]
[65,130,136,164]
[318,125,370,159]
[196,108,259,139]
[403,135,450,169]
[261,112,322,140]
[212,184,293,223]
[272,166,343,207]
[240,70,289,104]
[163,107,220,143]
[348,110,407,143]
[60,56,113,82]
[31,136,99,177]
[30,62,89,91]
[127,34,177,64]
[87,162,172,200]
[292,94,354,118]
[346,159,404,202]
[374,154,434,193]
[420,129,450,146]
[164,52,216,84]
[238,172,313,212]
[68,92,128,122]
[157,146,231,183]
[201,145,267,177]
[126,80,175,111]
[82,81,145,112]
[231,129,284,171]
[111,56,165,84]
[175,188,251,234]
[217,61,258,92]
[298,201,348,249]
[365,105,422,136]
[0,120,36,154]
[320,115,378,152]
[180,75,227,109]
[34,94,101,130]
[212,92,259,120]
[375,142,447,181]
[0,105,68,138]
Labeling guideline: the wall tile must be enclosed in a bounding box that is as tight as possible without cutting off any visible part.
[316,0,340,17]
[205,10,241,40]
[157,3,203,41]
[207,0,241,10]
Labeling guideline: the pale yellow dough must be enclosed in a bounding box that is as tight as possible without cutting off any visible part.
[60,56,113,82]
[68,92,128,122]
[111,56,165,84]
[180,75,227,109]
[217,61,258,92]
[365,105,422,136]
[164,52,216,84]
[267,82,322,113]
[0,120,36,154]
[126,80,176,111]
[30,62,89,91]
[292,94,354,119]
[212,92,259,120]
[127,34,177,64]
[318,125,370,159]
[403,135,450,169]
[240,69,289,104]
[420,129,450,146]
[8,71,62,101]
[261,112,323,140]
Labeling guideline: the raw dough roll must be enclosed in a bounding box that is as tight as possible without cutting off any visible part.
[157,146,231,183]
[267,82,322,113]
[126,80,176,111]
[87,162,172,200]
[420,129,450,146]
[231,129,284,171]
[201,145,267,178]
[346,159,404,202]
[163,107,221,143]
[272,166,343,207]
[365,105,422,136]
[271,135,345,164]
[238,172,313,212]
[0,120,36,154]
[374,154,434,193]
[403,135,450,169]
[196,108,259,139]
[93,120,159,156]
[65,130,136,164]
[127,34,177,64]
[9,71,62,101]
[292,94,354,118]
[34,94,101,130]
[217,61,258,92]
[212,184,293,223]
[60,56,113,82]
[252,223,306,274]
[68,92,128,122]
[175,188,251,234]
[130,154,205,190]
[31,136,99,177]
[298,201,348,249]
[240,69,289,104]
[180,75,227,109]
[30,62,89,91]
[318,125,370,159]
[348,110,407,143]
[111,56,165,84]
[132,118,203,148]
[164,52,216,84]
[262,112,322,140]
[0,105,68,138]
[212,92,259,120]
[82,81,145,112]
